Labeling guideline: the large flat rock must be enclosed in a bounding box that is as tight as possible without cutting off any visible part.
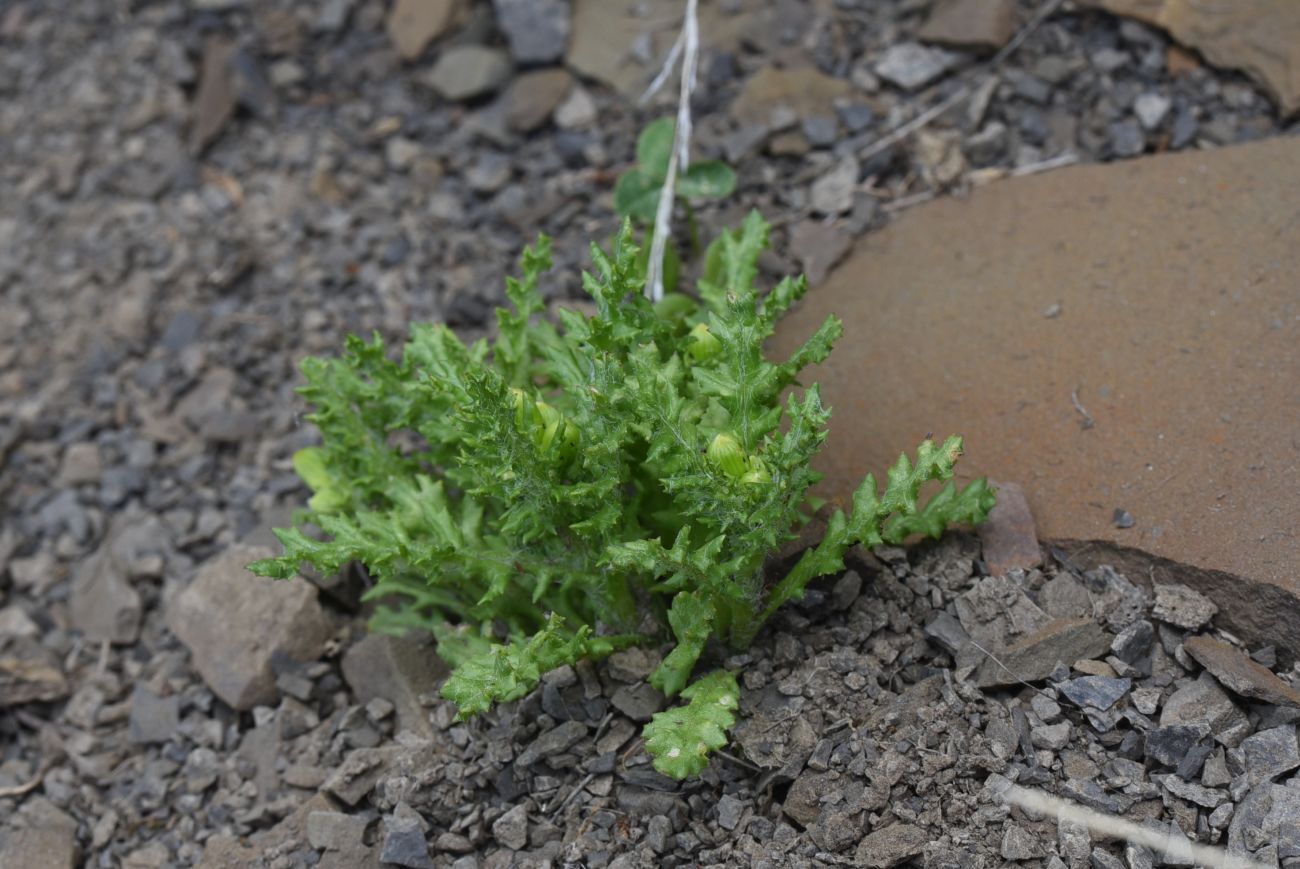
[772,137,1299,651]
[1085,0,1300,117]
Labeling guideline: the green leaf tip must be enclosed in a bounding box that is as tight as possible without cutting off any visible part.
[643,669,740,779]
[441,614,640,719]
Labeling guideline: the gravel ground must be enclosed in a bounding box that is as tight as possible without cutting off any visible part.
[2,1,1298,867]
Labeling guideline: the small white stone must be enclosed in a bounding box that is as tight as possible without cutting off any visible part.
[1134,93,1172,131]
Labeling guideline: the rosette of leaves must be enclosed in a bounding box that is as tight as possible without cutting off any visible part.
[249,212,994,779]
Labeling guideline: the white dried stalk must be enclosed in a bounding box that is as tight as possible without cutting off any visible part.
[641,0,699,303]
[999,784,1269,869]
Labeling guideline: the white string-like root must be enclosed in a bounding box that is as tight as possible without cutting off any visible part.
[999,784,1269,869]
[639,0,699,302]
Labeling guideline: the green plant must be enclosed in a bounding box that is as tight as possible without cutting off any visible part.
[615,117,736,226]
[249,212,994,778]
[614,117,736,294]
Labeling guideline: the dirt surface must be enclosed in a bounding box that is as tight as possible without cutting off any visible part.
[2,0,1300,866]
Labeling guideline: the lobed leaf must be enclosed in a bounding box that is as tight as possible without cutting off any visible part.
[442,614,641,718]
[643,670,740,779]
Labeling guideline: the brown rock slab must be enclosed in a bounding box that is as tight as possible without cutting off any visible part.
[502,68,573,132]
[1183,635,1300,708]
[772,137,1300,653]
[919,0,1016,53]
[167,545,332,710]
[1084,0,1300,117]
[974,618,1113,688]
[730,66,852,127]
[977,481,1041,576]
[340,633,447,738]
[386,0,457,61]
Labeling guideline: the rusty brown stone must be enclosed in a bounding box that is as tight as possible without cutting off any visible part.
[1183,635,1300,708]
[772,137,1300,654]
[1084,0,1300,116]
[730,65,853,127]
[502,68,573,132]
[977,481,1041,576]
[386,0,457,61]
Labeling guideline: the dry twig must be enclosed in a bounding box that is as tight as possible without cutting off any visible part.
[640,0,700,302]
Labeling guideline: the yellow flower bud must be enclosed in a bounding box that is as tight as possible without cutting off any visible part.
[534,401,562,452]
[687,322,721,362]
[509,388,528,428]
[739,456,770,484]
[707,433,747,479]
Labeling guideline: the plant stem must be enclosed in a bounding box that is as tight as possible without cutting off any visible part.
[685,202,701,257]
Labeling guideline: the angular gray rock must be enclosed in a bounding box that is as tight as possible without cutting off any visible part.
[1058,676,1131,711]
[341,633,445,738]
[68,516,168,645]
[426,46,512,101]
[307,810,370,851]
[1084,566,1148,632]
[924,611,970,656]
[610,682,664,722]
[493,0,570,65]
[810,156,859,215]
[1041,574,1092,619]
[716,794,745,831]
[1145,725,1209,768]
[381,802,432,869]
[1240,724,1300,787]
[128,684,180,745]
[166,545,332,710]
[492,803,529,850]
[874,42,963,91]
[854,823,928,868]
[1159,673,1251,747]
[1111,620,1154,664]
[1001,823,1043,860]
[69,546,141,645]
[1152,583,1217,630]
[974,618,1112,688]
[1031,721,1071,751]
[516,719,586,767]
[1057,816,1092,869]
[1161,775,1226,809]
